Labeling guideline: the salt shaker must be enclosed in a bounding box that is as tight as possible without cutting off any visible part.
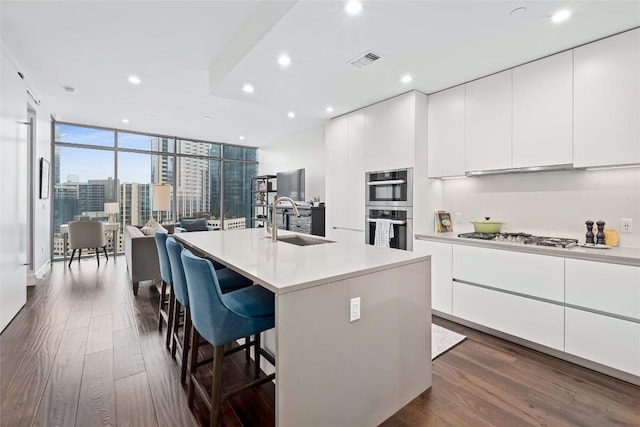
[596,220,606,245]
[585,220,595,244]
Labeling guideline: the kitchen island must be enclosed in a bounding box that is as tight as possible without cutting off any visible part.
[175,228,432,427]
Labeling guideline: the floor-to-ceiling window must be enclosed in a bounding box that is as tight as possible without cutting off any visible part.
[223,145,257,228]
[52,122,257,259]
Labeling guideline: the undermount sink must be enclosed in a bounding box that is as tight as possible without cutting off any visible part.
[277,235,335,246]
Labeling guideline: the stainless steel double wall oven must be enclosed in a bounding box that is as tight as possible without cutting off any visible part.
[365,168,413,250]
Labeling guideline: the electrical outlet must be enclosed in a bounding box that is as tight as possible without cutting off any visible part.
[350,297,361,322]
[621,218,633,233]
[454,212,462,223]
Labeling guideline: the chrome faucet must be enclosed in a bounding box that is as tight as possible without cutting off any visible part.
[266,197,300,242]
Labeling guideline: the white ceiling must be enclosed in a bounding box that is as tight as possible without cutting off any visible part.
[1,1,639,147]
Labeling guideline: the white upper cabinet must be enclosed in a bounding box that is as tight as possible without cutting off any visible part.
[512,50,573,168]
[325,115,349,232]
[347,111,365,231]
[365,92,416,172]
[364,101,388,172]
[387,92,416,170]
[574,28,640,167]
[465,70,512,172]
[428,85,466,177]
[326,111,365,233]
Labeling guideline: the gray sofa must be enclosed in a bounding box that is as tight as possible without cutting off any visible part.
[124,225,164,295]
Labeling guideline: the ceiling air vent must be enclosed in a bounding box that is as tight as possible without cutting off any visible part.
[349,51,381,68]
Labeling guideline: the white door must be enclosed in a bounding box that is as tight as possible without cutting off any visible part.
[1,47,28,331]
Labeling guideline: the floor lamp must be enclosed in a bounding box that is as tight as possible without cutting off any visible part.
[153,184,171,224]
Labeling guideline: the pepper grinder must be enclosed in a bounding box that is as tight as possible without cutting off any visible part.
[585,220,595,244]
[596,220,606,245]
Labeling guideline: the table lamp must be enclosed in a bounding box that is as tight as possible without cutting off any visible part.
[104,202,119,224]
[153,184,171,223]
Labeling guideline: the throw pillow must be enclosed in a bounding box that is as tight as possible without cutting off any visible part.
[179,217,208,232]
[144,217,160,228]
[142,217,168,235]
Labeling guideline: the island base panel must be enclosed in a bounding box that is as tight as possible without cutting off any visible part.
[275,259,432,427]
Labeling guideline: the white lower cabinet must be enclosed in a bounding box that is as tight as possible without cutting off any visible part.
[452,282,564,351]
[452,245,564,302]
[565,308,640,376]
[565,258,640,320]
[414,240,452,314]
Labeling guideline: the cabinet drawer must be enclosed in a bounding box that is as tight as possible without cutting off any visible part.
[453,282,564,350]
[565,259,640,320]
[452,245,564,302]
[289,216,311,226]
[565,308,640,376]
[289,224,310,234]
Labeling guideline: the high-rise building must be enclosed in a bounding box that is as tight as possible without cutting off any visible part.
[121,182,150,230]
[53,183,79,232]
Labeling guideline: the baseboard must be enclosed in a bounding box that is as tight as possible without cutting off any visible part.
[34,259,51,279]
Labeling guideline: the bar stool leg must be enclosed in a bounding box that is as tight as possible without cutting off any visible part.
[188,326,200,409]
[254,333,261,378]
[171,298,181,358]
[181,308,192,386]
[211,345,225,427]
[158,280,167,331]
[166,287,175,350]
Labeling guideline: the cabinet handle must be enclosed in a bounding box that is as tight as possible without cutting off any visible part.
[366,218,405,225]
[366,179,406,186]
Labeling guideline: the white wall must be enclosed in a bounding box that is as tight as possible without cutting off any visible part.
[428,168,640,248]
[258,126,325,202]
[32,106,52,277]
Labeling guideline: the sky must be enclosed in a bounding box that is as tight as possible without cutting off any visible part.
[57,125,157,183]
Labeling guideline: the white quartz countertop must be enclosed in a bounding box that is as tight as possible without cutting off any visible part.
[415,232,640,267]
[175,228,429,295]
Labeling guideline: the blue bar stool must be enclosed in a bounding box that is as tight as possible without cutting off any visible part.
[181,249,276,427]
[154,231,174,350]
[165,237,254,384]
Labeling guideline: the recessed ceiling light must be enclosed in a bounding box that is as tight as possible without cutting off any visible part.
[239,136,245,140]
[278,54,291,68]
[509,7,527,17]
[203,115,213,120]
[401,74,413,84]
[344,0,363,15]
[122,118,129,123]
[326,106,334,113]
[287,112,296,119]
[243,84,254,93]
[128,75,141,85]
[148,115,155,119]
[63,86,76,94]
[551,9,571,23]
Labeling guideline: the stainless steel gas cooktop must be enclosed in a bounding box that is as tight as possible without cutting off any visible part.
[458,232,578,248]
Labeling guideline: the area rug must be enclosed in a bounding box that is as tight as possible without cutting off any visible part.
[432,324,466,360]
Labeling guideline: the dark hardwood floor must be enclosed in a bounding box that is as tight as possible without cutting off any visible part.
[1,257,638,426]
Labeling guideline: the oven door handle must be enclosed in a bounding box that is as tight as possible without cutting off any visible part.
[366,218,406,225]
[366,179,406,186]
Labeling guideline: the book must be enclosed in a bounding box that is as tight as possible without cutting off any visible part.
[435,210,453,233]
